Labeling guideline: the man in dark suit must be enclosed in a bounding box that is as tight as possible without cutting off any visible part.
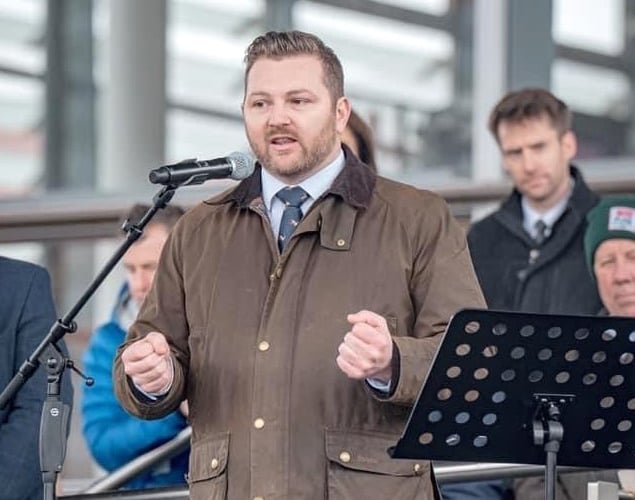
[0,256,74,499]
[465,88,602,500]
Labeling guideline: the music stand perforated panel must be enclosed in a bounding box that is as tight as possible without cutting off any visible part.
[392,309,635,468]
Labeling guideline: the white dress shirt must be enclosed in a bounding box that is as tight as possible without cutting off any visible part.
[521,178,574,240]
[261,150,345,238]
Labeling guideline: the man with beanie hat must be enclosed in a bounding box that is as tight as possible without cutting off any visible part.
[584,195,635,494]
[585,195,635,317]
[534,195,635,498]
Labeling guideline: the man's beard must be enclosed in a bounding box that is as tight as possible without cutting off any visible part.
[249,118,338,180]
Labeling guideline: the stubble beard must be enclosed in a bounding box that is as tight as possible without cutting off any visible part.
[249,119,338,182]
[524,169,569,208]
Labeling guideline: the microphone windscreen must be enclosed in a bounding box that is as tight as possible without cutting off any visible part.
[228,152,255,180]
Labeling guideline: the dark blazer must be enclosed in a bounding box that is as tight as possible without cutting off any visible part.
[467,166,602,314]
[0,256,73,500]
[467,167,609,500]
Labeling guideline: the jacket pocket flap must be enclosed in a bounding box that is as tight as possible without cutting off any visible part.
[189,431,230,482]
[325,428,426,477]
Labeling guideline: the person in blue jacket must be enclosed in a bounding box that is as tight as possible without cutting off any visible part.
[0,256,74,500]
[82,203,187,489]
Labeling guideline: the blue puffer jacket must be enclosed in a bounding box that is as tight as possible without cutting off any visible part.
[82,285,189,489]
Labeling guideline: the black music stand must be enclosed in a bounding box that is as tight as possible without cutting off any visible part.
[391,309,635,500]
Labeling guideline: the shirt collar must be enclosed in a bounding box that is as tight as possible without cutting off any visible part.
[521,177,575,235]
[261,149,346,211]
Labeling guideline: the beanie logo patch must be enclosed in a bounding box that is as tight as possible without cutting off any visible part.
[608,206,635,232]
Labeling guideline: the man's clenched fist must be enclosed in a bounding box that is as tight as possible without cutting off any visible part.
[121,331,173,394]
[336,310,393,383]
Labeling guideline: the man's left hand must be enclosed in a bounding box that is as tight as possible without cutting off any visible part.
[336,310,393,382]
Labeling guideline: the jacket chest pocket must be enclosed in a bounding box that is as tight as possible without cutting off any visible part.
[325,429,436,500]
[188,432,229,500]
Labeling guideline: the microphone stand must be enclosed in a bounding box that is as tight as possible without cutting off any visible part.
[0,183,179,500]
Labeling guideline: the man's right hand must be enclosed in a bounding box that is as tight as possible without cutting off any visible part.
[121,331,173,394]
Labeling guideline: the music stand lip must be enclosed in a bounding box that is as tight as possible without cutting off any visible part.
[391,308,635,470]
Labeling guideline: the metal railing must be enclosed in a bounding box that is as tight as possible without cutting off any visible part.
[58,425,624,500]
[1,177,634,243]
[79,427,192,494]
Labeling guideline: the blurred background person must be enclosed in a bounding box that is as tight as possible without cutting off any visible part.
[342,108,377,172]
[585,195,635,317]
[81,203,188,490]
[462,88,602,500]
[524,194,635,500]
[0,256,73,499]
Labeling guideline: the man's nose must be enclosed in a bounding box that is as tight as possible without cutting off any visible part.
[612,258,634,283]
[519,150,538,172]
[129,270,152,295]
[267,102,291,126]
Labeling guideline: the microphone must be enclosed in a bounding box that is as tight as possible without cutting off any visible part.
[149,152,255,186]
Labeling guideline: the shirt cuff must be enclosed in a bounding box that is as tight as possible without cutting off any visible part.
[366,377,391,393]
[133,355,174,400]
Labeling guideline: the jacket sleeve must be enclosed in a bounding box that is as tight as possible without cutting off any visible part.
[384,194,486,405]
[0,265,73,497]
[83,323,187,470]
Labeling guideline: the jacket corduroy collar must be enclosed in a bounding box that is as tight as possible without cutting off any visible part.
[205,144,376,211]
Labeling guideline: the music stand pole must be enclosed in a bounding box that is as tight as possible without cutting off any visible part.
[533,394,573,500]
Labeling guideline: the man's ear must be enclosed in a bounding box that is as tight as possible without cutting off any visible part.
[335,97,351,134]
[561,130,577,160]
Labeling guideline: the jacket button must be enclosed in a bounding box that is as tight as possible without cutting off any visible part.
[336,239,346,247]
[339,451,351,463]
[211,458,219,469]
[258,340,270,352]
[254,418,265,429]
[413,463,422,473]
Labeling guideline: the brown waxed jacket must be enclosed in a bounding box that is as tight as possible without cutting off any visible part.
[114,149,486,500]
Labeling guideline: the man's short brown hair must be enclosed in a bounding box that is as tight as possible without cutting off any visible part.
[488,88,572,142]
[243,30,344,104]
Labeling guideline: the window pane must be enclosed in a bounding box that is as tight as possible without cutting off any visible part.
[168,0,264,111]
[167,109,248,163]
[295,1,456,179]
[378,0,449,16]
[553,0,624,55]
[0,74,44,196]
[552,59,630,119]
